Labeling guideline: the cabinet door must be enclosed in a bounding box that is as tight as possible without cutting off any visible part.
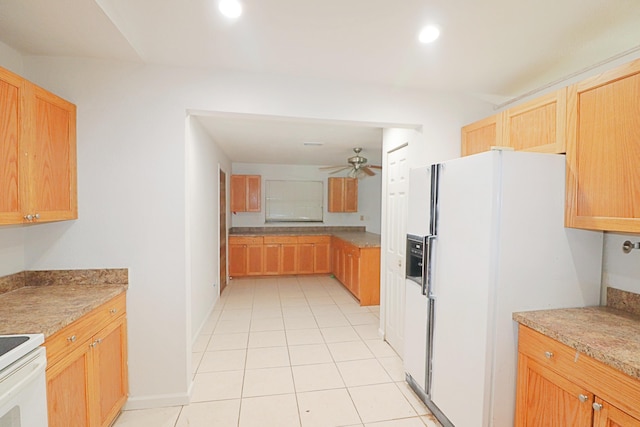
[230,175,247,212]
[461,113,504,157]
[297,243,315,274]
[515,354,593,427]
[246,244,264,275]
[343,178,358,212]
[281,242,298,275]
[0,68,25,224]
[503,88,567,154]
[47,345,92,427]
[229,243,247,277]
[314,241,331,273]
[332,240,344,282]
[263,244,281,275]
[327,177,344,212]
[349,251,361,298]
[566,58,640,232]
[92,316,128,427]
[246,175,261,212]
[594,398,640,427]
[25,83,77,222]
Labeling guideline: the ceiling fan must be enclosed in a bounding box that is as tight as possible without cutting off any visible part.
[320,147,382,179]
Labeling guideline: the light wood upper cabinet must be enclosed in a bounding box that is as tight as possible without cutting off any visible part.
[0,66,77,225]
[328,177,358,213]
[565,58,640,232]
[0,67,24,224]
[461,113,503,157]
[231,174,261,212]
[515,325,640,427]
[503,88,567,154]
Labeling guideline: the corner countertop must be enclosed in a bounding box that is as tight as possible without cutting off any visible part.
[229,227,381,248]
[0,269,128,338]
[513,306,640,380]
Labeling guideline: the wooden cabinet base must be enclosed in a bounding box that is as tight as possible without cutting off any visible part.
[45,293,128,427]
[331,236,380,306]
[515,325,640,426]
[228,234,381,306]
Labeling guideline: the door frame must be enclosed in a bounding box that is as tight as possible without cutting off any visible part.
[219,167,228,294]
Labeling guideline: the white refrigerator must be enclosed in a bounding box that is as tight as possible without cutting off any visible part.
[407,149,603,427]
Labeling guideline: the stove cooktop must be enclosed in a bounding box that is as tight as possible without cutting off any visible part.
[0,334,44,372]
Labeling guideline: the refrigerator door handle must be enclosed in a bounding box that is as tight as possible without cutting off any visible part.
[424,234,436,297]
[429,163,442,236]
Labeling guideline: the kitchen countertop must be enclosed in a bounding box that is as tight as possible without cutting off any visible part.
[0,269,128,338]
[513,306,640,380]
[229,227,381,248]
[0,284,126,337]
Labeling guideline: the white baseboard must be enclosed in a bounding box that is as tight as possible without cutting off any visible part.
[123,390,191,410]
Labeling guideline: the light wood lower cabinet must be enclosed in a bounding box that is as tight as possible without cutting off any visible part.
[45,293,128,427]
[297,236,331,274]
[264,236,298,275]
[229,236,263,277]
[331,236,380,306]
[515,325,640,427]
[229,235,330,277]
[228,234,380,305]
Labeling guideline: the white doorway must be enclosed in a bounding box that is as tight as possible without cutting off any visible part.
[383,143,409,355]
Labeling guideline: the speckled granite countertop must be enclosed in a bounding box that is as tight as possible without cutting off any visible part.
[513,306,640,380]
[229,227,381,248]
[0,269,127,338]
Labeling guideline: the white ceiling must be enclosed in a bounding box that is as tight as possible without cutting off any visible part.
[1,0,639,165]
[194,114,385,165]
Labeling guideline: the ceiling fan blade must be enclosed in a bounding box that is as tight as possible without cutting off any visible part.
[362,167,376,176]
[329,167,350,174]
[369,165,382,169]
[319,165,348,170]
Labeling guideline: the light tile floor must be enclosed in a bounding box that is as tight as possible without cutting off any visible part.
[113,275,442,427]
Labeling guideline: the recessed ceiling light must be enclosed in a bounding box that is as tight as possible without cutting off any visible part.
[419,25,440,44]
[219,0,242,19]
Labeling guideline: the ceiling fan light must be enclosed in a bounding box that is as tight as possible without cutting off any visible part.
[219,0,242,18]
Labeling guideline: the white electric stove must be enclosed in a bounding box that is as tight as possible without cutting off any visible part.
[0,334,48,427]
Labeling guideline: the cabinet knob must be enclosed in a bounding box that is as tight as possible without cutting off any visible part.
[90,338,103,348]
[592,402,603,411]
[578,394,588,403]
[544,351,554,359]
[34,213,40,220]
[110,308,118,314]
[67,335,77,343]
[24,214,33,221]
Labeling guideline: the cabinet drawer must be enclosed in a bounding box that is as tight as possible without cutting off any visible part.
[229,236,263,245]
[45,293,126,367]
[518,325,585,376]
[298,235,330,244]
[264,236,297,244]
[45,312,96,367]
